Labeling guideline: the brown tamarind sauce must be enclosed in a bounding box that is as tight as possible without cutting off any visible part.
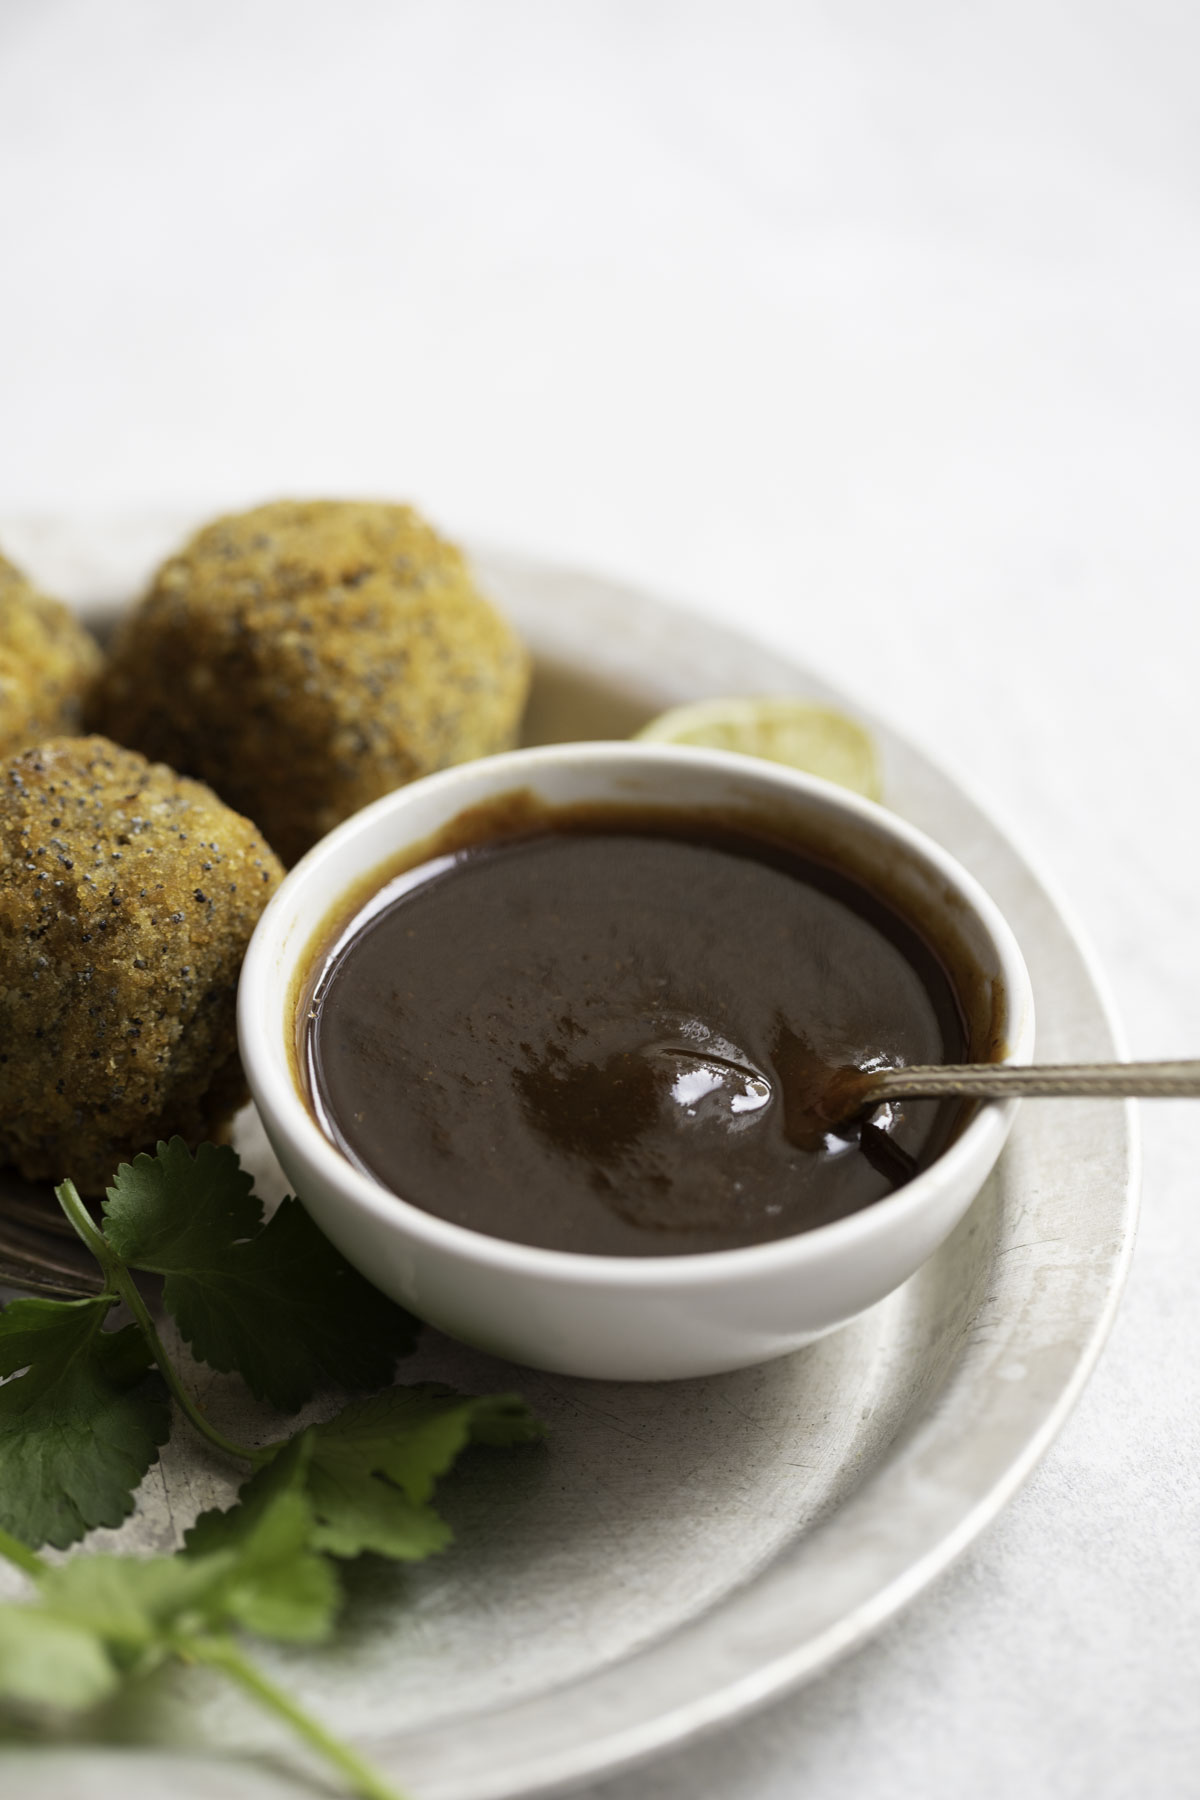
[301,801,973,1256]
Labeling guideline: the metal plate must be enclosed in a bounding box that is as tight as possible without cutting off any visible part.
[0,521,1138,1800]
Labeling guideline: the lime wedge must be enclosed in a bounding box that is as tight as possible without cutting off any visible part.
[635,696,882,801]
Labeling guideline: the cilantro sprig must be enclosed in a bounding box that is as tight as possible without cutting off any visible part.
[0,1507,396,1800]
[101,1137,414,1409]
[0,1140,544,1800]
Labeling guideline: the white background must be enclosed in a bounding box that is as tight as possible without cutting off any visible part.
[1,2,1198,1795]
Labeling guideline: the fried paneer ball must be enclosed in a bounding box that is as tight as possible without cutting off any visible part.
[87,500,531,865]
[0,736,283,1193]
[0,551,102,757]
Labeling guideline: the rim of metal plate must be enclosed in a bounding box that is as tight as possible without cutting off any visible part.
[0,522,1138,1800]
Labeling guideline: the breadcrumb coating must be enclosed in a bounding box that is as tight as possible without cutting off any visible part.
[0,736,283,1193]
[87,500,531,864]
[0,552,102,757]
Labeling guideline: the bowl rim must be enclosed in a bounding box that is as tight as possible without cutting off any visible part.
[238,740,1035,1291]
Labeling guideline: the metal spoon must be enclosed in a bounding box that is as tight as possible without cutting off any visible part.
[2,1059,1196,1301]
[820,1058,1200,1132]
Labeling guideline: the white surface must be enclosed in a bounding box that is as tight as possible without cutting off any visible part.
[0,2,1197,1797]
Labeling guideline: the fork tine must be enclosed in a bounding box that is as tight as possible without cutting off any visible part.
[1,1191,82,1239]
[0,1252,103,1299]
[0,1182,104,1299]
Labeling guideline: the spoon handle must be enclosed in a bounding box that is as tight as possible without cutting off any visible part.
[861,1059,1200,1105]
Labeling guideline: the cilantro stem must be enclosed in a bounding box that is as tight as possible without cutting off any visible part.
[0,1525,46,1581]
[54,1181,270,1471]
[52,1178,117,1280]
[112,1267,273,1469]
[183,1635,409,1800]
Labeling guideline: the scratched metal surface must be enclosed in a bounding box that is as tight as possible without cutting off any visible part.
[0,525,1136,1800]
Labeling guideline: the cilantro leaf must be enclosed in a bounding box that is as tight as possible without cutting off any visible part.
[34,1548,237,1657]
[305,1388,544,1561]
[101,1137,261,1264]
[180,1433,339,1642]
[187,1385,544,1564]
[0,1295,110,1380]
[37,1445,339,1651]
[0,1459,342,1734]
[0,1607,120,1714]
[0,1297,170,1550]
[215,1495,337,1643]
[101,1139,419,1410]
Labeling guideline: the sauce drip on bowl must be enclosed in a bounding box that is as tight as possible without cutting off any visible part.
[303,814,967,1256]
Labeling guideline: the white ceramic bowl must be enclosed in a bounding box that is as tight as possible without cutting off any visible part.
[238,743,1034,1381]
